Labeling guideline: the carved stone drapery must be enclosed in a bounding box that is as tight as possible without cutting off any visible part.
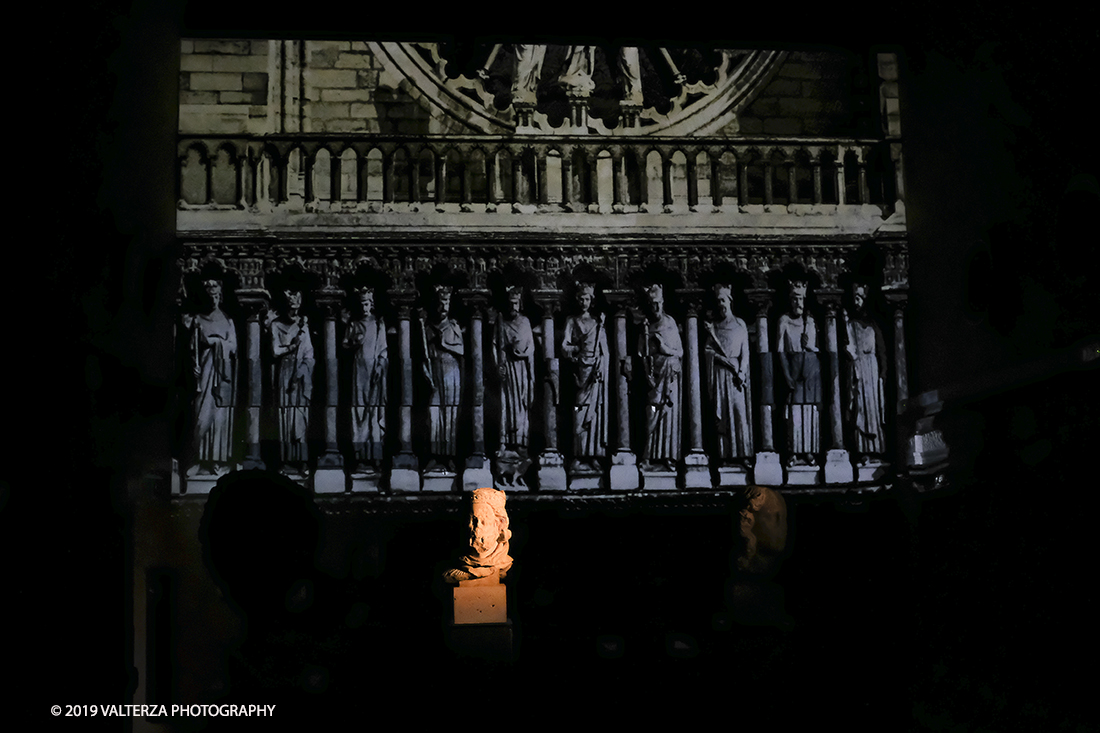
[175,245,908,493]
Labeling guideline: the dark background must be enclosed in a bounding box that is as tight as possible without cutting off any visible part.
[13,1,1097,729]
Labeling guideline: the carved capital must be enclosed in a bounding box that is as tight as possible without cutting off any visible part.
[531,289,561,314]
[816,288,842,316]
[745,289,774,318]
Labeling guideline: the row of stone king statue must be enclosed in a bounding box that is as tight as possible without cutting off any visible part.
[178,270,889,491]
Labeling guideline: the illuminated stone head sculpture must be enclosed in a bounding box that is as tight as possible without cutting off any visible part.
[443,487,514,583]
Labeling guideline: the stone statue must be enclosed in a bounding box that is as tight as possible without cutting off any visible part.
[618,47,644,106]
[443,487,513,583]
[420,284,464,474]
[776,280,821,464]
[343,284,388,473]
[638,282,683,471]
[704,284,753,463]
[562,282,609,472]
[492,283,536,487]
[559,45,596,96]
[184,275,238,476]
[476,44,546,107]
[268,287,314,477]
[844,283,887,459]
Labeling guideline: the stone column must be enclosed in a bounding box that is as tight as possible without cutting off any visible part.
[534,293,567,490]
[462,293,493,491]
[748,290,782,486]
[682,298,711,488]
[313,299,345,493]
[820,292,854,484]
[887,293,909,466]
[241,299,266,472]
[609,299,639,490]
[390,295,420,491]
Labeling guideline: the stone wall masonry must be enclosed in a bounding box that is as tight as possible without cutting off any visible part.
[740,51,863,137]
[180,39,270,134]
[302,41,385,133]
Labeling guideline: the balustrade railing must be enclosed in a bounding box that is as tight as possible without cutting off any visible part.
[177,135,902,214]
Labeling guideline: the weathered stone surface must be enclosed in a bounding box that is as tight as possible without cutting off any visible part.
[443,488,513,583]
[733,485,788,576]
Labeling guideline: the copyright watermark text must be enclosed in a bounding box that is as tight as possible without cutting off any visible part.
[52,704,276,718]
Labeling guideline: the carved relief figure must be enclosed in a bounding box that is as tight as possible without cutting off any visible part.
[421,284,464,473]
[844,283,887,458]
[442,487,513,583]
[268,287,314,476]
[562,282,609,472]
[776,280,821,463]
[704,284,753,463]
[492,283,536,487]
[185,275,238,476]
[343,284,388,472]
[638,282,683,471]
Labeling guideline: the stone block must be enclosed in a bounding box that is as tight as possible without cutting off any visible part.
[779,97,824,116]
[335,53,373,69]
[319,118,366,133]
[857,460,890,483]
[389,468,421,492]
[349,102,379,118]
[753,452,783,486]
[641,469,678,491]
[309,101,351,120]
[241,72,267,91]
[309,44,340,69]
[356,70,380,89]
[249,40,270,56]
[824,448,854,484]
[776,59,819,80]
[193,40,250,55]
[211,55,268,73]
[180,90,218,105]
[568,473,604,490]
[183,474,218,495]
[785,464,820,485]
[313,468,346,494]
[716,465,750,487]
[180,54,213,72]
[219,90,264,105]
[609,452,639,491]
[350,472,382,492]
[762,117,804,136]
[766,78,803,97]
[423,472,457,492]
[248,104,267,118]
[351,41,371,52]
[305,68,358,89]
[322,88,372,102]
[738,116,763,134]
[683,451,711,489]
[453,583,507,625]
[877,54,898,80]
[881,81,899,98]
[180,40,193,54]
[190,72,243,91]
[462,466,494,493]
